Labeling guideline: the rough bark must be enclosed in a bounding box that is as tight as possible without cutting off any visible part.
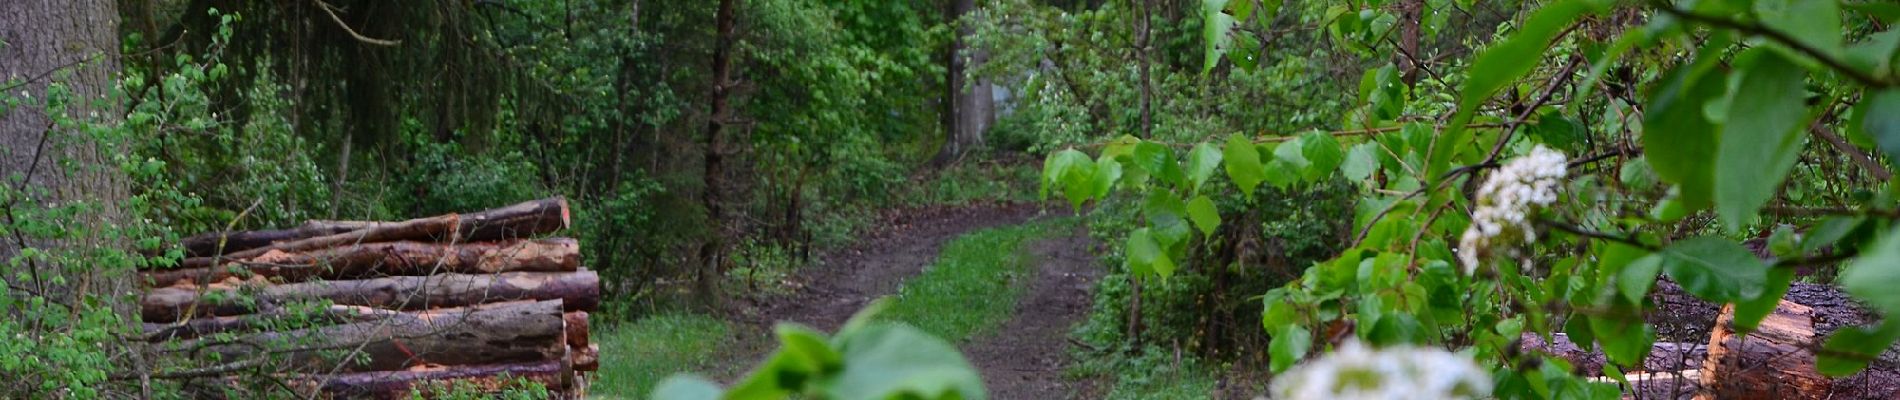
[203,214,464,265]
[698,0,738,310]
[934,0,989,165]
[299,360,572,399]
[173,220,373,258]
[141,304,403,342]
[564,311,590,348]
[1396,0,1423,85]
[457,196,571,242]
[171,197,568,258]
[196,299,569,372]
[142,270,600,322]
[572,344,599,372]
[145,238,581,286]
[1697,301,1830,400]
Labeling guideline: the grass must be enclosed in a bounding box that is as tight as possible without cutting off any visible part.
[880,218,1073,342]
[589,313,733,399]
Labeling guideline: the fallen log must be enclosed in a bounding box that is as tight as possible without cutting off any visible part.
[565,311,590,348]
[142,270,600,322]
[169,197,570,258]
[194,300,569,372]
[145,238,580,286]
[572,344,599,372]
[141,305,404,341]
[301,360,572,399]
[1697,301,1830,400]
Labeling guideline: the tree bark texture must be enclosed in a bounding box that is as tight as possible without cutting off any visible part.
[698,0,738,309]
[1697,301,1830,400]
[935,0,991,164]
[146,238,580,286]
[142,269,600,322]
[197,299,569,372]
[300,359,572,400]
[172,197,569,258]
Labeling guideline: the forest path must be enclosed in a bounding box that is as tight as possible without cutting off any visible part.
[734,203,1100,399]
[963,226,1102,399]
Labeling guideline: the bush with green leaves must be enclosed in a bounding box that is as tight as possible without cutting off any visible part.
[1044,0,1900,397]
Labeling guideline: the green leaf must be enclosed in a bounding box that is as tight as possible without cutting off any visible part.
[1202,0,1238,74]
[1642,63,1728,208]
[1091,157,1123,199]
[1223,134,1267,197]
[1733,267,1794,334]
[1755,0,1843,58]
[1341,142,1378,181]
[1803,216,1866,254]
[1715,49,1809,231]
[1269,325,1312,373]
[1818,321,1900,377]
[1186,195,1221,237]
[1300,131,1345,181]
[1126,228,1175,279]
[1447,0,1602,171]
[1840,228,1900,314]
[1589,313,1656,367]
[1133,141,1185,186]
[652,375,724,400]
[1530,112,1585,153]
[1618,254,1665,305]
[1185,142,1224,192]
[1660,237,1769,302]
[1042,149,1092,201]
[1848,2,1900,24]
[827,323,989,400]
[1860,89,1900,167]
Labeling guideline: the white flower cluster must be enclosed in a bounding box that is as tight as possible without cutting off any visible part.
[1457,145,1567,275]
[1269,340,1492,400]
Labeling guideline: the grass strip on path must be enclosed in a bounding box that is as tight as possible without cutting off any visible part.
[590,313,732,399]
[880,217,1074,342]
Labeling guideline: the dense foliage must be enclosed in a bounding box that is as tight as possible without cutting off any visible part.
[1042,0,1900,397]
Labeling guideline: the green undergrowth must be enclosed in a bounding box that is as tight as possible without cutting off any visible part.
[591,313,734,399]
[880,217,1075,342]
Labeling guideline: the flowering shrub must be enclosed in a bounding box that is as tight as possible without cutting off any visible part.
[1459,145,1567,274]
[1270,340,1491,400]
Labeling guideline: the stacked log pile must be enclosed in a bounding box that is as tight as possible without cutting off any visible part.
[137,197,599,398]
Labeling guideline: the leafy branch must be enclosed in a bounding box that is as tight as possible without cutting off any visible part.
[1652,3,1896,88]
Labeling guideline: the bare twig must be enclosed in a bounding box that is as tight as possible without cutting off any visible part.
[312,0,402,47]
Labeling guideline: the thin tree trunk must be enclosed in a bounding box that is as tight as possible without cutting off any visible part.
[1136,0,1153,138]
[1397,0,1423,85]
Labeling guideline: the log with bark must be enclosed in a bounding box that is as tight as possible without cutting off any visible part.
[142,270,599,322]
[1696,300,1830,400]
[191,300,569,372]
[144,238,580,286]
[572,344,599,372]
[170,197,570,258]
[298,360,572,399]
[141,305,404,341]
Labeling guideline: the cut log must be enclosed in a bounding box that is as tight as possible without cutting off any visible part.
[173,220,377,258]
[565,311,590,348]
[300,360,572,399]
[141,305,403,341]
[458,196,570,242]
[1697,301,1830,400]
[573,344,599,372]
[195,300,569,372]
[145,238,580,286]
[183,214,465,275]
[142,270,600,322]
[166,197,569,258]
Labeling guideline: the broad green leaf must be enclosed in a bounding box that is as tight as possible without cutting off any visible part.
[1272,137,1310,171]
[1185,142,1224,192]
[1301,131,1345,181]
[1733,267,1794,334]
[1846,29,1900,76]
[1091,157,1123,199]
[1840,228,1900,314]
[828,324,989,400]
[652,376,724,400]
[1101,135,1142,160]
[1642,64,1728,208]
[1341,142,1378,181]
[1618,254,1665,305]
[1715,49,1809,231]
[1186,195,1221,237]
[1755,0,1843,58]
[1589,313,1656,367]
[1660,237,1769,302]
[1223,134,1267,197]
[1818,321,1900,377]
[1144,192,1193,254]
[1861,89,1900,167]
[1530,112,1585,153]
[1848,2,1900,24]
[1270,325,1312,373]
[1133,141,1185,186]
[1126,228,1175,278]
[1040,149,1091,199]
[1261,289,1295,329]
[1202,0,1237,74]
[1803,216,1866,254]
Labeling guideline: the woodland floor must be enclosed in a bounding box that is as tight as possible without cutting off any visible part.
[720,202,1099,398]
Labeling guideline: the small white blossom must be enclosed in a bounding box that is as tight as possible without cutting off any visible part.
[1270,340,1492,400]
[1458,145,1566,275]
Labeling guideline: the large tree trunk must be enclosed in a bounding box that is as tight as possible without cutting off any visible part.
[145,238,581,286]
[143,269,600,322]
[934,0,990,165]
[698,0,738,310]
[194,299,569,372]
